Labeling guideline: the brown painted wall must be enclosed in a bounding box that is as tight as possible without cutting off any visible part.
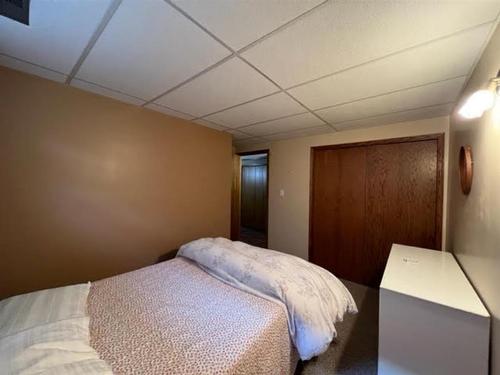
[0,66,232,300]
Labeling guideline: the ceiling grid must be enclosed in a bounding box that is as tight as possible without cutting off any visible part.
[2,0,500,146]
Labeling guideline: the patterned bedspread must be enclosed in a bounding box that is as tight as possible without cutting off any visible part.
[88,257,298,374]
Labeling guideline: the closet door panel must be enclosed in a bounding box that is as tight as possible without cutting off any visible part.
[310,147,366,283]
[241,165,267,231]
[241,166,256,228]
[310,135,443,287]
[364,140,439,286]
[253,165,267,231]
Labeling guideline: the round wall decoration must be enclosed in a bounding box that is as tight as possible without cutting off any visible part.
[459,145,473,195]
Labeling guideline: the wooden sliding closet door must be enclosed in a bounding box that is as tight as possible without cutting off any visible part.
[310,147,367,284]
[310,135,443,287]
[241,165,267,231]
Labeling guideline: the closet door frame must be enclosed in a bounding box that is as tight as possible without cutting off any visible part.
[308,133,444,263]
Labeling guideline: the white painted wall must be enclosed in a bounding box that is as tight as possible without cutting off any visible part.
[448,23,500,375]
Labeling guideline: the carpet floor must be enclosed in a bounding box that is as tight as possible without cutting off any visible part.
[297,280,379,375]
[239,226,267,248]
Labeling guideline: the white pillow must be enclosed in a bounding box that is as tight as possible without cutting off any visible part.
[0,283,90,338]
[0,284,112,374]
[0,317,112,374]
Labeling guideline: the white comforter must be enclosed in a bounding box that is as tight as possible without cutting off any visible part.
[178,237,358,360]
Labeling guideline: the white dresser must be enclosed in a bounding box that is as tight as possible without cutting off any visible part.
[378,244,490,375]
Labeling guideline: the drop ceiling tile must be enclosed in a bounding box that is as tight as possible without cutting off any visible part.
[155,57,279,117]
[316,77,465,124]
[193,119,227,131]
[233,137,267,148]
[241,112,325,137]
[225,129,252,140]
[242,1,500,88]
[335,103,454,131]
[0,0,112,74]
[146,103,195,120]
[76,0,230,100]
[263,125,333,141]
[205,92,306,128]
[288,24,492,110]
[0,54,67,83]
[71,79,145,106]
[171,0,324,50]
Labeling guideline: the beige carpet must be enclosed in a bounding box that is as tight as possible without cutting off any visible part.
[297,280,379,375]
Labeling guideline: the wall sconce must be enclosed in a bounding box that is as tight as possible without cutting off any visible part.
[458,70,500,119]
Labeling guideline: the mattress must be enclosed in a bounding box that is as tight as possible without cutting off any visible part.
[88,257,298,374]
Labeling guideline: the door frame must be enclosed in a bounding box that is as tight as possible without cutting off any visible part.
[231,149,270,246]
[308,133,444,262]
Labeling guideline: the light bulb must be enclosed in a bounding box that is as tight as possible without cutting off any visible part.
[458,90,495,119]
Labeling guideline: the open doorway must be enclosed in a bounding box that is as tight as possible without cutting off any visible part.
[231,150,269,248]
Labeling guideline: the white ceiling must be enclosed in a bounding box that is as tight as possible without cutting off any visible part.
[1,0,500,147]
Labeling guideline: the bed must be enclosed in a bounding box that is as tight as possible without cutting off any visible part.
[0,238,357,374]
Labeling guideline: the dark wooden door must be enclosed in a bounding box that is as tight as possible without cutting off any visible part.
[310,146,367,284]
[310,135,443,287]
[241,165,267,231]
